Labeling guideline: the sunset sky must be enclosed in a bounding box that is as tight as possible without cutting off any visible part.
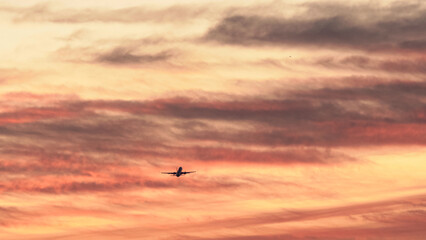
[1,1,426,239]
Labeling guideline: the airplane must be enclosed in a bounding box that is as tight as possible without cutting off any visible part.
[161,167,196,177]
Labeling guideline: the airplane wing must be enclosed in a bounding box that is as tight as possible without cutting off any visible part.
[181,171,196,174]
[161,172,177,174]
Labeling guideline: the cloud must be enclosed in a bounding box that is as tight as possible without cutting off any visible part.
[3,3,212,24]
[171,146,355,165]
[0,105,85,125]
[0,165,247,194]
[174,194,426,239]
[314,55,426,74]
[2,79,426,158]
[180,234,349,240]
[188,122,426,147]
[0,207,35,227]
[51,193,426,240]
[0,176,171,194]
[95,47,172,64]
[105,82,426,146]
[0,128,355,177]
[203,3,426,51]
[0,68,37,85]
[53,42,174,65]
[79,80,426,125]
[399,40,426,50]
[205,15,381,49]
[0,79,424,191]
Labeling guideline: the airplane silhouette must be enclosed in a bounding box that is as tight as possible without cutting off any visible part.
[161,167,196,177]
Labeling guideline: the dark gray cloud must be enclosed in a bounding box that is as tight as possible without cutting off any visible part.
[171,146,355,165]
[204,3,426,51]
[205,15,382,49]
[0,79,424,188]
[399,40,426,50]
[182,81,426,147]
[313,55,426,74]
[95,47,172,64]
[1,80,426,156]
[54,43,174,65]
[84,80,426,126]
[0,114,168,164]
[0,117,355,170]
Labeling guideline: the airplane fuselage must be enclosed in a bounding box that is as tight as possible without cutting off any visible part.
[176,167,183,177]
